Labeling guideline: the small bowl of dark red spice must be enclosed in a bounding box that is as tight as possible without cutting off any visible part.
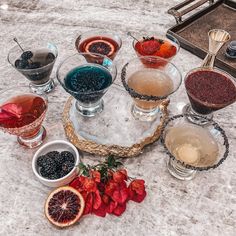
[32,140,80,187]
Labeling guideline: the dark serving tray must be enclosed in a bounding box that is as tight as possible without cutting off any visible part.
[167,0,236,77]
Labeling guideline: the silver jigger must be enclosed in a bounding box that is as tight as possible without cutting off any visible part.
[202,29,230,68]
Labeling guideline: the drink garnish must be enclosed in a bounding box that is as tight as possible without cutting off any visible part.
[0,103,23,119]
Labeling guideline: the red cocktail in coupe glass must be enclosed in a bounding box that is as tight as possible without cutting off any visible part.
[75,30,122,63]
[0,86,48,148]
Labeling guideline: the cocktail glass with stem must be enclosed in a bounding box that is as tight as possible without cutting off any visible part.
[56,53,117,117]
[0,86,48,148]
[121,56,182,121]
[8,39,58,94]
[161,114,229,180]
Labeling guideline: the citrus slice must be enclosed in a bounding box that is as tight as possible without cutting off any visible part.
[45,186,85,228]
[85,39,115,56]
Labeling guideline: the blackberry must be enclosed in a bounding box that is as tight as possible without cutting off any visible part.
[15,59,29,69]
[27,62,41,69]
[37,155,46,167]
[55,154,65,166]
[62,161,74,173]
[21,51,33,60]
[40,157,57,174]
[46,53,55,63]
[39,167,50,178]
[46,151,60,160]
[48,173,60,180]
[60,151,75,163]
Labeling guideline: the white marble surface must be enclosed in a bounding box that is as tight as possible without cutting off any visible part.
[0,0,236,235]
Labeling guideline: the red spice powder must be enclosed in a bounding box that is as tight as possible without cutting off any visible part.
[185,70,236,105]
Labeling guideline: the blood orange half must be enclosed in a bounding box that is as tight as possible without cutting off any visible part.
[85,39,115,56]
[45,186,85,228]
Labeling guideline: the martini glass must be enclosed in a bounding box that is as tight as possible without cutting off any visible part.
[56,53,117,117]
[183,67,236,125]
[121,56,182,121]
[0,86,48,148]
[8,39,58,94]
[75,30,122,61]
[131,32,180,61]
[161,114,229,180]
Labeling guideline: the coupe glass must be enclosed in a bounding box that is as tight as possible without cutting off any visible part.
[8,40,58,94]
[75,30,122,60]
[161,114,229,180]
[0,86,48,148]
[183,67,236,125]
[121,56,182,121]
[132,33,180,61]
[56,53,117,117]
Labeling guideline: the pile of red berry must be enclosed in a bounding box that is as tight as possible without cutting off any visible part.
[69,156,146,217]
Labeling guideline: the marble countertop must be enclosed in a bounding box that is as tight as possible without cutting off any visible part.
[0,0,235,235]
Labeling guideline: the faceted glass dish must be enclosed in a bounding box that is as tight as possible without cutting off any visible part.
[161,114,229,180]
[8,40,58,94]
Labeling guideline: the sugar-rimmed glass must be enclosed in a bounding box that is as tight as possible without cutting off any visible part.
[161,114,229,180]
[121,56,182,121]
[183,67,236,125]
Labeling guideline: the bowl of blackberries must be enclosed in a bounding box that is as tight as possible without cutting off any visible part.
[32,140,80,187]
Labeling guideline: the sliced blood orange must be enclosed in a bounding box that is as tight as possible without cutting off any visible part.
[85,39,115,56]
[45,186,85,228]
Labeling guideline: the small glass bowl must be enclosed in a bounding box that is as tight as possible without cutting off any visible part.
[160,114,229,180]
[225,41,236,59]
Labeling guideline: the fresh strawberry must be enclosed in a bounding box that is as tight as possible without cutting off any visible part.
[141,40,160,55]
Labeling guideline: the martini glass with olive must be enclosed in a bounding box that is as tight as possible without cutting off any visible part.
[8,38,58,94]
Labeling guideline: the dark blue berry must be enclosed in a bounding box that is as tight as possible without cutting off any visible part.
[62,161,74,173]
[61,151,75,163]
[37,155,46,167]
[21,51,33,60]
[46,53,55,63]
[15,59,29,69]
[26,62,41,69]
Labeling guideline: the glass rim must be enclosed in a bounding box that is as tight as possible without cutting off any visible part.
[56,52,117,95]
[131,32,180,54]
[0,85,48,108]
[121,55,182,101]
[184,66,236,107]
[7,42,58,72]
[160,113,229,171]
[75,29,123,52]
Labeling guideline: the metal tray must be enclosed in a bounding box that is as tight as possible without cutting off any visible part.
[167,0,236,77]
